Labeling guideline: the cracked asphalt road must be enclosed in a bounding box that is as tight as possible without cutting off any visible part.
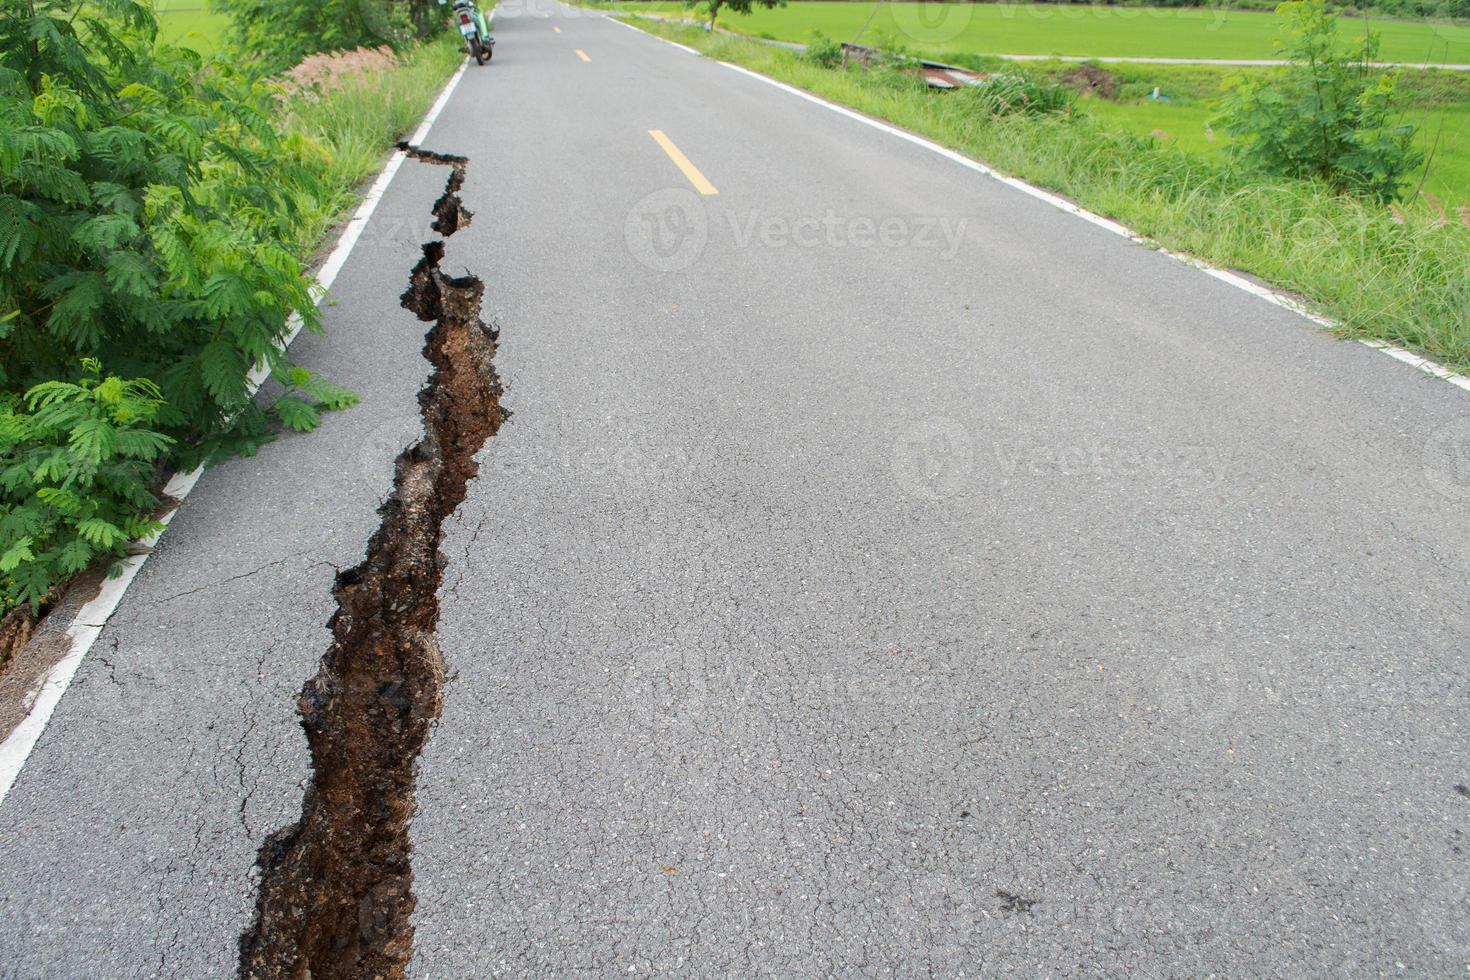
[4,2,1470,975]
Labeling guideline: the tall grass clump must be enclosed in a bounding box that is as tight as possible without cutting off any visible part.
[953,73,1076,118]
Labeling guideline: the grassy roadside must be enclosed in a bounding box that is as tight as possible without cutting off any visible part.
[1001,59,1470,206]
[276,36,465,255]
[1082,97,1470,206]
[623,16,1470,373]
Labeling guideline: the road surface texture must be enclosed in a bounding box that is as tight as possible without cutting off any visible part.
[3,1,1470,976]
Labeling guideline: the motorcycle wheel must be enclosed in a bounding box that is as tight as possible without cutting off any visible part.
[471,36,486,65]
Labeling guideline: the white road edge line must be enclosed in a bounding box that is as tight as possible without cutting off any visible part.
[606,14,700,54]
[613,15,1470,398]
[0,57,473,808]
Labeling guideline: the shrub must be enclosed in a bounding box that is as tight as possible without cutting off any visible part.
[0,0,348,467]
[1215,0,1422,202]
[804,34,844,70]
[0,0,379,615]
[0,361,171,611]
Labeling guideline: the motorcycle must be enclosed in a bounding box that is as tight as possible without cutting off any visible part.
[442,0,493,64]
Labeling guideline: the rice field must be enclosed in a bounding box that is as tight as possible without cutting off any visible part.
[619,1,1470,64]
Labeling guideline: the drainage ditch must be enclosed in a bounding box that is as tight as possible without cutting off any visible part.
[239,145,503,979]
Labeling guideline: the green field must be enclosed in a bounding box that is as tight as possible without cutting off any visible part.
[154,2,229,54]
[624,1,1470,63]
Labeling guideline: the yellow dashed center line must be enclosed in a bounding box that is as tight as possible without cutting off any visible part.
[647,130,718,196]
[575,48,590,62]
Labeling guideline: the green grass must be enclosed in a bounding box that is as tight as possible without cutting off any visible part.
[1013,57,1470,103]
[1086,99,1220,151]
[153,2,230,55]
[622,1,1470,63]
[621,15,1470,372]
[279,35,466,251]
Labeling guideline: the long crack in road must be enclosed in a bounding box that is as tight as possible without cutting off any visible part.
[238,147,504,979]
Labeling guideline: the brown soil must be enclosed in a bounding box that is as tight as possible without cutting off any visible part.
[0,574,105,744]
[1062,64,1116,99]
[0,626,69,744]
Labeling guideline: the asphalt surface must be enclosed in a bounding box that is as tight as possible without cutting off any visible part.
[4,2,1470,976]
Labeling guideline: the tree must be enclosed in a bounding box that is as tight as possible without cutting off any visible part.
[687,0,785,34]
[1214,0,1421,202]
[213,0,443,72]
[0,0,355,611]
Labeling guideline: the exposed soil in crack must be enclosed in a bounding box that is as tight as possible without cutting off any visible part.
[398,142,472,237]
[239,147,503,980]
